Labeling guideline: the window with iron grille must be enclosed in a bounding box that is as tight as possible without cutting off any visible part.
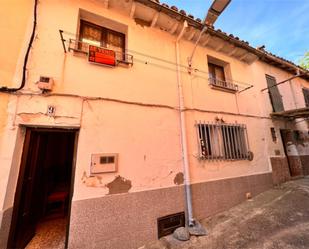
[196,122,250,160]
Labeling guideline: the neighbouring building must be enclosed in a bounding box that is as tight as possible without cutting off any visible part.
[0,0,309,248]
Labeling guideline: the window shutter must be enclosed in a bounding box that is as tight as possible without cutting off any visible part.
[266,75,284,112]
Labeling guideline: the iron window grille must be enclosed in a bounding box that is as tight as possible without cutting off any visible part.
[196,121,250,160]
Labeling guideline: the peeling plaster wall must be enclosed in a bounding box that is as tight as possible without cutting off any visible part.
[0,0,33,213]
[14,95,82,127]
[74,100,181,200]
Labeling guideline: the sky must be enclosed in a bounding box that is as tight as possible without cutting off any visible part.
[163,0,309,64]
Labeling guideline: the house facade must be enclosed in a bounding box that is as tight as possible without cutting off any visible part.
[0,1,34,248]
[0,0,309,248]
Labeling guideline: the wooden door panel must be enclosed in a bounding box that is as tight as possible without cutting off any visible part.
[8,130,39,249]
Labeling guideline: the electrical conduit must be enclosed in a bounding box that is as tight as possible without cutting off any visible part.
[0,0,38,92]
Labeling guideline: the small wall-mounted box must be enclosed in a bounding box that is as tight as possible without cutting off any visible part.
[90,153,118,174]
[37,76,53,91]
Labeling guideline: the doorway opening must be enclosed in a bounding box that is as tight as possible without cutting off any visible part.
[280,129,303,177]
[8,127,78,249]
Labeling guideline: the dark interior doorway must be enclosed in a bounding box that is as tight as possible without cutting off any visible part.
[8,128,78,249]
[280,129,303,177]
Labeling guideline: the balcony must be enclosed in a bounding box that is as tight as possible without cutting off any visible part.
[59,30,133,66]
[270,107,309,120]
[208,76,238,93]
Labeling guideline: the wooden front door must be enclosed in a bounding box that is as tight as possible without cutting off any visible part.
[7,128,78,249]
[8,130,41,248]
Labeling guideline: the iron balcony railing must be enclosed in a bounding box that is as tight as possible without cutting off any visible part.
[59,29,133,66]
[67,39,133,66]
[208,76,238,92]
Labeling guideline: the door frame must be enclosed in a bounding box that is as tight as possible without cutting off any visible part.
[7,126,79,249]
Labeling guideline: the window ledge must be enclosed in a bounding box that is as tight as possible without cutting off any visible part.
[208,78,238,93]
[209,83,238,93]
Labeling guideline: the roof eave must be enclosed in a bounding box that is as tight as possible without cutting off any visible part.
[135,0,309,80]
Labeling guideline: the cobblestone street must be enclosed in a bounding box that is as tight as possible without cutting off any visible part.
[142,177,309,249]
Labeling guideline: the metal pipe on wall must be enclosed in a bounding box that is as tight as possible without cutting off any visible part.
[175,20,196,226]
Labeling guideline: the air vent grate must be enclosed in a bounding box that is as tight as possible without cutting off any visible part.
[157,212,185,238]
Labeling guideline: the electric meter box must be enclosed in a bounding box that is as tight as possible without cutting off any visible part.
[90,153,118,174]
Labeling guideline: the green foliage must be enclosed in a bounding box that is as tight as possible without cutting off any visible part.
[299,51,309,69]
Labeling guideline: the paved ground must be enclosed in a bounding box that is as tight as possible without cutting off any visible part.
[140,177,309,249]
[25,218,66,249]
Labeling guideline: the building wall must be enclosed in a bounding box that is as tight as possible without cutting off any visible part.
[0,0,33,86]
[0,0,33,204]
[259,61,309,179]
[0,0,308,248]
[0,2,33,247]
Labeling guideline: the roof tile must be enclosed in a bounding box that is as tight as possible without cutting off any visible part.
[141,0,309,75]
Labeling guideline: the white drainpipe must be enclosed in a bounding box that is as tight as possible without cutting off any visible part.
[175,21,195,226]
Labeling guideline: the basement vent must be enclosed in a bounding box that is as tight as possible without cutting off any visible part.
[157,212,185,238]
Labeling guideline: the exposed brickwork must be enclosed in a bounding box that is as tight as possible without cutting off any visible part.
[270,157,291,184]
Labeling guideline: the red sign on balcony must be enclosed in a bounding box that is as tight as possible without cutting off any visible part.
[88,45,116,66]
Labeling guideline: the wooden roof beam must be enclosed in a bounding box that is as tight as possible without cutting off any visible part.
[102,0,109,8]
[130,2,136,18]
[228,46,238,56]
[151,12,160,27]
[202,34,211,46]
[239,52,249,61]
[169,21,178,34]
[187,29,196,41]
[215,42,225,52]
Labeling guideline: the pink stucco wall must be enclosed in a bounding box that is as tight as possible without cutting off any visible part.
[1,0,309,211]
